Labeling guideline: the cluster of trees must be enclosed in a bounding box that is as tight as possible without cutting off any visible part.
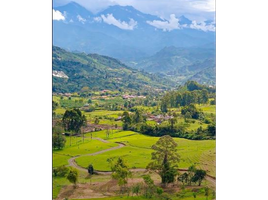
[178,165,207,186]
[53,166,79,187]
[160,89,209,112]
[181,104,204,120]
[53,108,87,150]
[62,108,87,145]
[160,81,215,113]
[122,113,215,140]
[122,110,146,130]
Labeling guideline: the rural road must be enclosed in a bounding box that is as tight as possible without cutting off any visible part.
[67,138,216,185]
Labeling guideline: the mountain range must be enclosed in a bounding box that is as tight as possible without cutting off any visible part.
[52,46,176,93]
[53,2,215,61]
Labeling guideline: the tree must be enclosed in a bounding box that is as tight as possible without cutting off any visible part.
[67,167,78,187]
[109,157,132,192]
[191,169,206,186]
[88,164,94,175]
[142,175,156,198]
[160,98,168,113]
[52,126,66,149]
[178,172,188,185]
[62,109,87,146]
[133,109,145,123]
[122,111,131,130]
[187,165,196,186]
[147,135,180,185]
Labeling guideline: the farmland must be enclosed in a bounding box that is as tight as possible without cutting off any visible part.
[52,81,216,200]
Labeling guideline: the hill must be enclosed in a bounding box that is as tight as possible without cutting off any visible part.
[52,46,176,93]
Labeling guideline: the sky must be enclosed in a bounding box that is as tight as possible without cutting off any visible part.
[53,0,215,22]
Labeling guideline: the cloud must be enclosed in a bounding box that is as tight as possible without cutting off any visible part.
[77,15,86,23]
[190,21,215,32]
[53,0,215,21]
[101,14,137,30]
[53,9,65,21]
[147,14,182,31]
[94,17,102,22]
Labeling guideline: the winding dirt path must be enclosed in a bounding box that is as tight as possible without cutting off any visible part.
[67,138,215,185]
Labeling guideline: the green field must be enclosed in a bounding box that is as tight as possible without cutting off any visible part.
[75,131,216,176]
[53,137,117,167]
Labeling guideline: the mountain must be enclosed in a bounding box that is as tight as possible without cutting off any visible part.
[53,2,216,61]
[129,46,216,73]
[52,46,176,93]
[188,66,216,85]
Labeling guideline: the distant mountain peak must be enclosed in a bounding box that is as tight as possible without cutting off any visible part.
[179,15,192,25]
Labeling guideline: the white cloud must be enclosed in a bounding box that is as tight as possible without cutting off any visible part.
[94,17,102,22]
[147,14,181,31]
[77,15,86,23]
[101,14,137,30]
[190,20,215,32]
[53,9,65,21]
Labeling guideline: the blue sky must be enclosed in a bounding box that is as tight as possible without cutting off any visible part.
[53,0,215,22]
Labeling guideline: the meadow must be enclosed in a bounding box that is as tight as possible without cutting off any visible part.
[75,131,216,177]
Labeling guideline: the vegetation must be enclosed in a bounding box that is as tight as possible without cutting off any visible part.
[53,46,175,93]
[62,108,87,145]
[147,136,180,185]
[109,157,132,191]
[67,167,78,186]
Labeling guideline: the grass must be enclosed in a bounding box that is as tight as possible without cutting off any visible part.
[53,153,71,168]
[53,136,117,167]
[55,137,117,157]
[76,131,216,176]
[196,104,216,115]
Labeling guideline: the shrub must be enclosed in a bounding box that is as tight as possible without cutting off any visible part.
[53,166,70,177]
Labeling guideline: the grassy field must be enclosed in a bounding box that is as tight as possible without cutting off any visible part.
[76,131,216,176]
[196,104,216,115]
[53,137,117,167]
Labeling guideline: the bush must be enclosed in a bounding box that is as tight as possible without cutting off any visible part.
[53,166,70,177]
[160,193,171,200]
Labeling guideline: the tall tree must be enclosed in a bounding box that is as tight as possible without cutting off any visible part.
[147,135,180,184]
[62,109,86,146]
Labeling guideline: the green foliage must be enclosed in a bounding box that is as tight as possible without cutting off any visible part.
[53,166,70,177]
[62,108,87,133]
[181,104,203,120]
[67,167,78,185]
[88,164,94,175]
[52,126,66,149]
[131,183,142,196]
[147,135,180,184]
[109,157,132,187]
[191,169,207,186]
[142,175,156,198]
[52,46,174,93]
